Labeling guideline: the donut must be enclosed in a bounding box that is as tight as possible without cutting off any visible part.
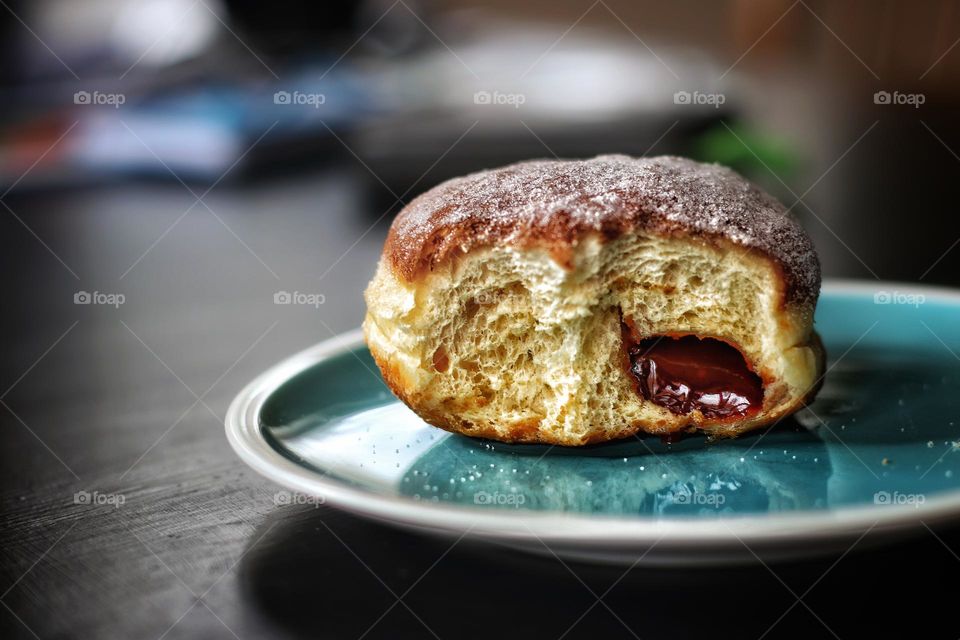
[363,155,824,445]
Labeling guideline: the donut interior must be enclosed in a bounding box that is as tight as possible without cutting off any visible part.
[364,230,820,444]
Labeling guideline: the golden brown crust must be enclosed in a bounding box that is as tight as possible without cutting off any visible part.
[384,155,821,306]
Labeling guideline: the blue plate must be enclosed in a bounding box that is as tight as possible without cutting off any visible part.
[226,282,960,565]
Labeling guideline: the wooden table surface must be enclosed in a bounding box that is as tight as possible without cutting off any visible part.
[2,167,960,640]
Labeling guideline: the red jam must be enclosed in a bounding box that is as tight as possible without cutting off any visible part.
[628,335,763,419]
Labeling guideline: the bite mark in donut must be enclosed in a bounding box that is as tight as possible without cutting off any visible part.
[363,155,825,445]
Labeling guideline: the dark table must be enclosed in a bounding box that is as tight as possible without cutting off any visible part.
[3,165,960,640]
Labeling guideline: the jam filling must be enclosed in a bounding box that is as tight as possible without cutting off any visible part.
[627,335,763,420]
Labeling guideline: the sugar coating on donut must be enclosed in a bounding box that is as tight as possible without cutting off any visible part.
[385,155,820,305]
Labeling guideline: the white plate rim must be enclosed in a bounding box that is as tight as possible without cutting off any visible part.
[225,280,960,553]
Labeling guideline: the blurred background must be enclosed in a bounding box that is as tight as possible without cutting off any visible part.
[3,1,960,638]
[3,0,960,285]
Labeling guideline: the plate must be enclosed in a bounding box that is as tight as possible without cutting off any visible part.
[226,281,960,565]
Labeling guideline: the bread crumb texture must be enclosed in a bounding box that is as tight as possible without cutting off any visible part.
[365,229,823,445]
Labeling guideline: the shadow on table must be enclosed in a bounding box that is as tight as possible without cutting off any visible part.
[237,505,960,639]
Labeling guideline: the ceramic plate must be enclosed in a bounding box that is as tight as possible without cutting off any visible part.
[226,281,960,565]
